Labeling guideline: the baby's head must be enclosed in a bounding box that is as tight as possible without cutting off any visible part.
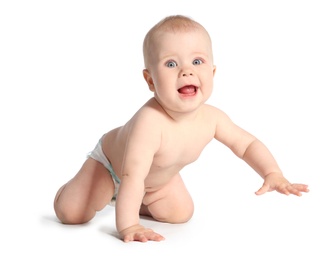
[143,15,213,70]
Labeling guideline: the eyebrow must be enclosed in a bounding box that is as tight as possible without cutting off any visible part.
[159,51,210,61]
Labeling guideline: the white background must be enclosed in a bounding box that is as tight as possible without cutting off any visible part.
[1,0,323,259]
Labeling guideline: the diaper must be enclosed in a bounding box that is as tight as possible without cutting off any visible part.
[87,135,120,205]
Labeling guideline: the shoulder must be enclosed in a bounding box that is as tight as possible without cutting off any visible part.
[200,104,238,140]
[201,104,231,122]
[120,98,166,142]
[118,99,165,153]
[130,98,167,126]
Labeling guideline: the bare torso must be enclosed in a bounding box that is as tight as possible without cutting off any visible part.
[102,98,217,191]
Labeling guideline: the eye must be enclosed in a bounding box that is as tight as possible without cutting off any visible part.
[166,60,177,68]
[193,59,203,65]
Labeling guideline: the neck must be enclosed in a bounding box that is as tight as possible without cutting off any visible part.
[152,97,201,123]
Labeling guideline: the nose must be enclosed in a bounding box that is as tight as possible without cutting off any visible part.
[182,72,193,77]
[179,68,194,77]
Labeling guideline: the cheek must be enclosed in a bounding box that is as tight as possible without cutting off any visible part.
[201,73,214,93]
[155,70,174,87]
[201,71,214,84]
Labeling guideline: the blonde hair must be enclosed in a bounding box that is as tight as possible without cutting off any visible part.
[143,15,211,68]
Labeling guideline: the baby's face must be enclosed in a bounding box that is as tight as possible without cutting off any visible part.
[146,28,216,115]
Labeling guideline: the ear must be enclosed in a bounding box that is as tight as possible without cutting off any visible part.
[143,69,155,92]
[212,65,216,77]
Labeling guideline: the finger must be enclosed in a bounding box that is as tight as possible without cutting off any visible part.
[283,184,309,196]
[135,233,148,242]
[145,231,165,242]
[134,233,148,242]
[285,185,304,196]
[123,234,132,243]
[292,184,309,192]
[255,184,270,195]
[274,184,290,195]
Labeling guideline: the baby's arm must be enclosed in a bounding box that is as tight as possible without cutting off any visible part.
[116,173,164,242]
[242,139,309,196]
[213,108,309,196]
[115,111,164,242]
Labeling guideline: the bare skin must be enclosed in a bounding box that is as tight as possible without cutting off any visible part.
[54,15,309,243]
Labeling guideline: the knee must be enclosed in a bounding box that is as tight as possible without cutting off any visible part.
[168,208,194,224]
[54,201,94,224]
[149,200,194,224]
[173,202,194,223]
[54,191,94,224]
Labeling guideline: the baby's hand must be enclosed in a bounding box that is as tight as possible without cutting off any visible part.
[119,224,165,243]
[255,172,309,196]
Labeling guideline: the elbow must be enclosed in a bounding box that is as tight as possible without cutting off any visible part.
[239,138,259,160]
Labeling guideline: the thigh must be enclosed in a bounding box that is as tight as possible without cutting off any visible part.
[142,173,194,223]
[54,158,115,223]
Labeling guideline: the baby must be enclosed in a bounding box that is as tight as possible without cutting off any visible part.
[54,15,309,243]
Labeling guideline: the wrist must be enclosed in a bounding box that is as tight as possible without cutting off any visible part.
[263,171,283,179]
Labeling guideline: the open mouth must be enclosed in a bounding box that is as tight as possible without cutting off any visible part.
[177,85,198,96]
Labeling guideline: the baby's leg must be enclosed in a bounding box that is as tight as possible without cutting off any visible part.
[54,158,115,224]
[141,173,194,224]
